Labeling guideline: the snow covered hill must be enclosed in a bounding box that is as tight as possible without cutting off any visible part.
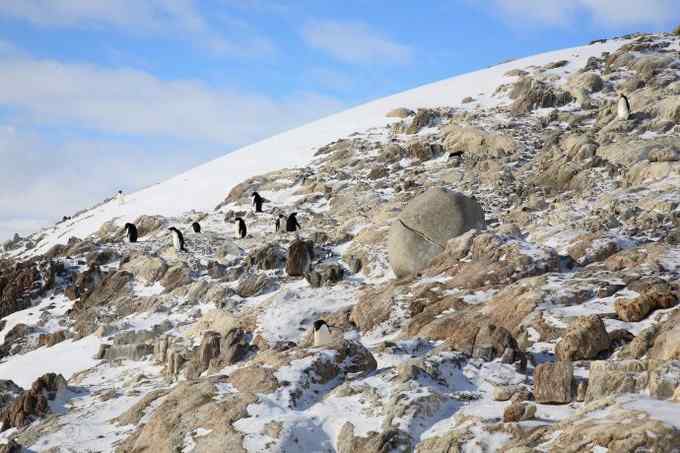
[2,31,680,453]
[14,37,628,256]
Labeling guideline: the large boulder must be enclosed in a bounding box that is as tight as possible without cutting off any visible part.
[554,315,610,361]
[121,255,168,285]
[388,188,486,277]
[0,373,67,431]
[534,362,573,404]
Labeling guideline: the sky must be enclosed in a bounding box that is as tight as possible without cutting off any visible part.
[0,0,678,241]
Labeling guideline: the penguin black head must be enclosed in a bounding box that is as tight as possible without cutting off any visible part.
[168,227,178,233]
[313,320,328,331]
[125,222,134,230]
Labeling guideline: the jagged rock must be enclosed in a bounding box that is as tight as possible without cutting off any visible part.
[286,240,314,277]
[245,243,286,270]
[305,263,344,288]
[406,108,437,134]
[117,379,255,453]
[95,343,154,361]
[237,272,273,298]
[406,141,442,161]
[121,255,168,284]
[492,385,525,401]
[133,215,166,237]
[443,126,517,160]
[378,143,406,163]
[503,401,536,422]
[648,310,680,360]
[38,330,67,348]
[66,264,105,301]
[0,373,67,431]
[585,360,648,402]
[509,77,573,113]
[534,362,573,404]
[388,188,486,278]
[555,315,610,361]
[472,324,523,366]
[159,263,192,292]
[229,366,279,394]
[648,360,680,399]
[615,279,677,322]
[74,270,132,312]
[0,381,22,411]
[337,422,413,453]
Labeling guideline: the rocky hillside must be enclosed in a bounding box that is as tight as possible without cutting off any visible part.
[1,31,680,452]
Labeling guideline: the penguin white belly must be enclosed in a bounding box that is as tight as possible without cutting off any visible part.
[234,223,240,238]
[172,233,181,251]
[313,325,332,347]
[617,98,630,120]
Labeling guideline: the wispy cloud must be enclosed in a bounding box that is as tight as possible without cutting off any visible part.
[491,0,678,27]
[302,20,412,65]
[0,55,343,146]
[0,0,275,57]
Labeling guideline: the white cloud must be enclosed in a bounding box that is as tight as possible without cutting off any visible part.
[0,55,343,147]
[0,0,275,57]
[492,0,678,27]
[302,20,412,65]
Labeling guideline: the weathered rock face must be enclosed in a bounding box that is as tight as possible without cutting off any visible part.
[237,272,274,298]
[534,362,573,404]
[648,360,680,399]
[133,215,166,238]
[388,188,486,278]
[0,380,22,411]
[615,278,677,322]
[245,243,286,270]
[117,380,255,453]
[443,125,517,160]
[159,263,192,292]
[503,401,536,422]
[509,77,573,113]
[286,240,314,277]
[305,263,344,288]
[0,259,57,319]
[385,107,414,118]
[585,360,648,402]
[66,264,104,300]
[554,315,610,361]
[121,255,168,285]
[337,422,413,453]
[0,373,67,431]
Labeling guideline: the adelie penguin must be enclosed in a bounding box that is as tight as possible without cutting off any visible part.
[124,223,138,243]
[191,222,201,233]
[275,214,285,233]
[286,213,301,232]
[617,93,631,121]
[168,227,186,252]
[235,217,247,239]
[313,320,333,347]
[252,192,264,213]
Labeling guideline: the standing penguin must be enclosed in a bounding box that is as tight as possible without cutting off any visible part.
[313,320,332,347]
[286,213,301,233]
[124,223,138,243]
[117,190,126,206]
[617,94,631,121]
[235,217,247,239]
[275,214,285,233]
[168,227,186,252]
[252,192,264,213]
[192,222,201,233]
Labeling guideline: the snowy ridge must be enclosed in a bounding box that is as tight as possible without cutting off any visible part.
[21,38,627,255]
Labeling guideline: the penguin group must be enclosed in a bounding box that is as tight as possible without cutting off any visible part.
[120,189,304,256]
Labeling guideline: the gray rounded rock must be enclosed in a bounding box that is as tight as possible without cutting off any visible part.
[388,188,486,277]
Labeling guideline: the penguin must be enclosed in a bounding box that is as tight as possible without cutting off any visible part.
[286,213,301,233]
[192,222,201,233]
[235,217,247,239]
[275,214,285,233]
[617,94,631,121]
[117,190,125,206]
[124,223,138,243]
[313,320,333,347]
[168,227,186,252]
[252,192,264,213]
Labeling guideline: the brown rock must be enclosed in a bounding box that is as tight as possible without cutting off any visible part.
[0,373,67,431]
[286,240,314,277]
[534,362,573,404]
[554,315,609,361]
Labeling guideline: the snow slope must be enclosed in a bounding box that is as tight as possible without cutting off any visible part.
[25,38,629,255]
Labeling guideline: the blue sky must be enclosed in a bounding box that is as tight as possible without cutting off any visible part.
[0,0,678,239]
